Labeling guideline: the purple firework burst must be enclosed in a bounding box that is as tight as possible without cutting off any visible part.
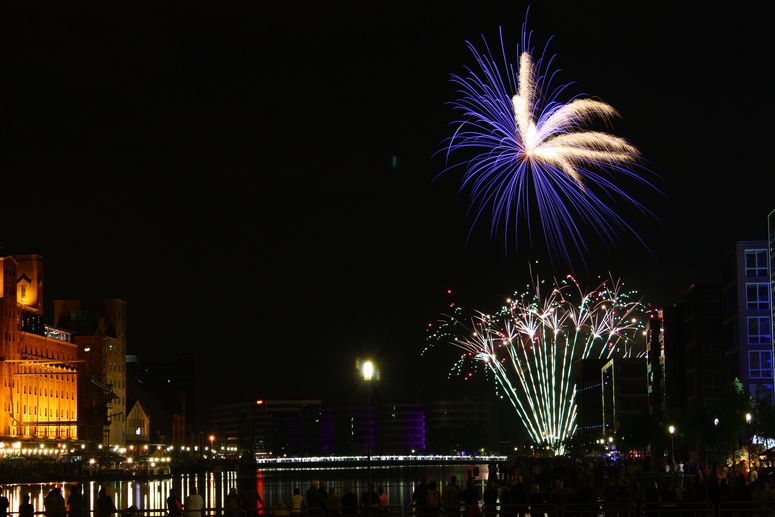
[441,17,657,265]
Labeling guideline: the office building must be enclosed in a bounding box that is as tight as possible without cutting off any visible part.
[425,396,499,453]
[721,242,773,402]
[54,298,128,447]
[601,358,648,435]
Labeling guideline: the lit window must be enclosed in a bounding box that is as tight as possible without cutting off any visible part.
[751,384,775,404]
[749,317,772,344]
[749,350,773,379]
[747,283,770,310]
[745,250,767,276]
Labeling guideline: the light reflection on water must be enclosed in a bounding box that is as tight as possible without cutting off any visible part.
[3,464,488,513]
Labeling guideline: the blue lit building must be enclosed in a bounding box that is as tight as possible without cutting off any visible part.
[721,242,773,402]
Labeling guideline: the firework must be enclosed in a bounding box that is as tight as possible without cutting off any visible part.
[442,18,655,264]
[427,275,646,454]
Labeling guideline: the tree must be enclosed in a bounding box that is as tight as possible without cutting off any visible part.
[713,378,754,457]
[752,387,775,455]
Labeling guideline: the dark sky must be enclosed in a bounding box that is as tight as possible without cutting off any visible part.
[4,2,773,428]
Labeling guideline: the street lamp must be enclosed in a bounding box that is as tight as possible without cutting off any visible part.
[669,426,675,467]
[746,413,753,468]
[363,361,374,516]
[209,435,214,453]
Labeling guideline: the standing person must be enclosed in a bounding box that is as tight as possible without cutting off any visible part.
[531,463,542,490]
[488,462,499,483]
[425,481,441,516]
[461,480,480,517]
[573,482,595,517]
[242,482,264,516]
[184,488,204,517]
[291,488,305,515]
[67,485,86,517]
[308,481,327,515]
[168,489,183,517]
[547,480,567,517]
[341,487,359,516]
[511,476,528,517]
[44,488,66,517]
[482,482,498,517]
[0,488,8,517]
[627,482,643,517]
[526,484,544,506]
[377,487,388,515]
[361,484,379,514]
[97,488,116,517]
[326,488,341,516]
[498,481,512,517]
[225,488,240,517]
[411,478,430,514]
[19,495,34,517]
[443,476,462,515]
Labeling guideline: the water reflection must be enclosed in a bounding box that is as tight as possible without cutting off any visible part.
[3,465,488,513]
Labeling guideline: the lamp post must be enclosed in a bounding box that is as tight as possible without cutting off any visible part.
[669,426,675,468]
[363,361,374,516]
[209,435,215,456]
[746,413,753,468]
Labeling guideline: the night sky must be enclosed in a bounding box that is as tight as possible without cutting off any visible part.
[5,2,773,429]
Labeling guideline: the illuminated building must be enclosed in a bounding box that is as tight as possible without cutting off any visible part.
[212,399,327,456]
[601,358,648,435]
[574,359,607,435]
[333,405,372,455]
[721,241,772,401]
[127,400,151,443]
[375,402,424,454]
[770,212,775,369]
[54,298,127,447]
[646,312,664,416]
[0,254,78,441]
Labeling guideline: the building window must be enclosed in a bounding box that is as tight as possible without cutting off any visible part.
[750,350,773,379]
[749,317,772,344]
[747,283,770,310]
[703,371,722,395]
[751,384,775,404]
[745,250,768,276]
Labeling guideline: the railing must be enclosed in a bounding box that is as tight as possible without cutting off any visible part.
[14,501,761,517]
[481,504,561,517]
[265,506,403,517]
[640,502,714,517]
[719,501,764,517]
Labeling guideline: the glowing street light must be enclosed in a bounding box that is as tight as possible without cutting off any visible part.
[363,361,374,516]
[746,413,753,466]
[669,426,675,466]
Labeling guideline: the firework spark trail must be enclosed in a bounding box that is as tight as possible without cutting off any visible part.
[428,275,646,455]
[441,19,657,264]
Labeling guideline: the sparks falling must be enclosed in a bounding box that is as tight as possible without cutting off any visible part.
[427,275,647,455]
[442,17,656,264]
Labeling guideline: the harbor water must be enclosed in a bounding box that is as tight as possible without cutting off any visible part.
[2,464,490,513]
